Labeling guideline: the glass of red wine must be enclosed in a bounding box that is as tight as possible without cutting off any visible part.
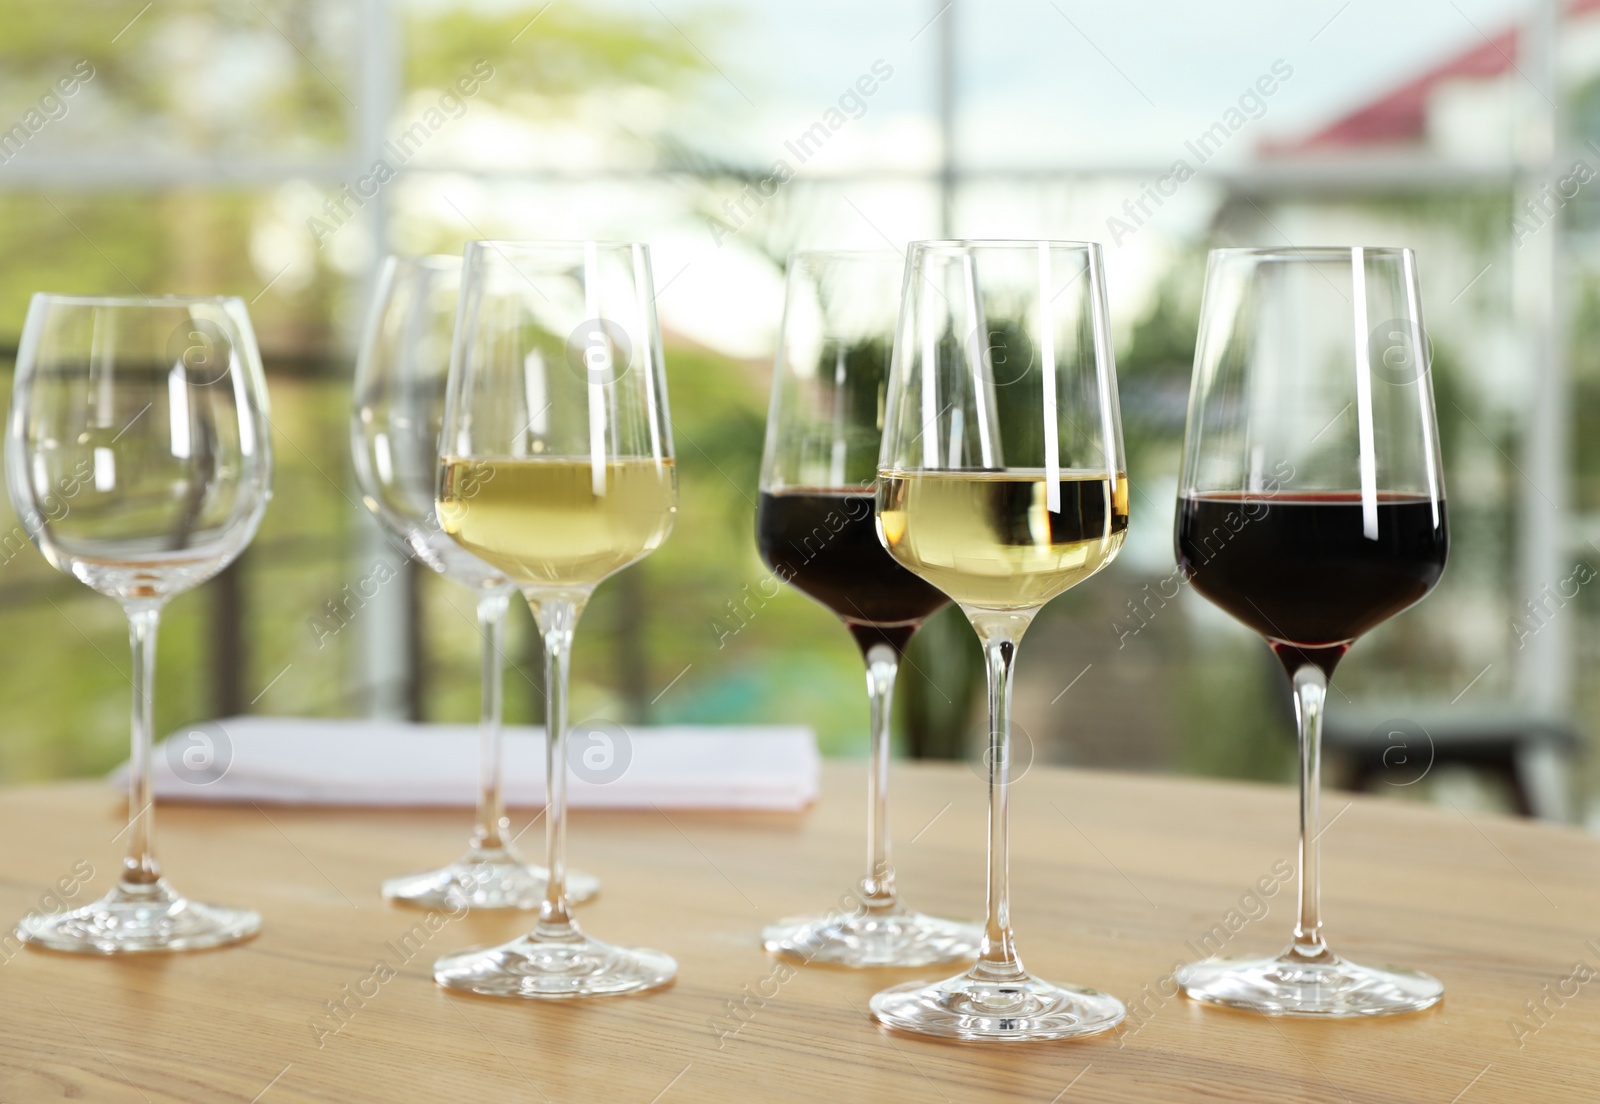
[1174,246,1448,1016]
[757,250,981,968]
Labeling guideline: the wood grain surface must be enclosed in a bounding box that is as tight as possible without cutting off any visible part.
[0,762,1595,1103]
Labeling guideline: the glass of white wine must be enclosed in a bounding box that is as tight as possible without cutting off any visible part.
[352,254,597,910]
[4,294,272,953]
[870,241,1129,1040]
[431,240,677,998]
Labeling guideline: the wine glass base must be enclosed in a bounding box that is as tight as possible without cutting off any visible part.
[1176,948,1443,1017]
[18,880,260,954]
[870,968,1125,1041]
[434,926,676,999]
[763,906,981,968]
[382,845,599,910]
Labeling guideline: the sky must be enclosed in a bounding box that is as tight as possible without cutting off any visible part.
[545,0,1543,358]
[264,0,1550,358]
[597,0,1541,172]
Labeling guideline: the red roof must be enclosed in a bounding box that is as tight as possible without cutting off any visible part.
[1260,0,1600,154]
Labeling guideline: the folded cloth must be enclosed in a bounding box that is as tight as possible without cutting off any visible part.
[117,717,819,811]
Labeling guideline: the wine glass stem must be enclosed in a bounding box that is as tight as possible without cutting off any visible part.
[533,596,581,934]
[861,643,899,910]
[123,604,163,887]
[976,627,1025,977]
[1290,663,1328,958]
[473,589,512,852]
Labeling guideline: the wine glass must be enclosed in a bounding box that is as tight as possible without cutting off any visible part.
[757,250,980,967]
[431,240,677,998]
[4,294,271,952]
[352,254,597,910]
[1173,246,1447,1016]
[869,240,1129,1040]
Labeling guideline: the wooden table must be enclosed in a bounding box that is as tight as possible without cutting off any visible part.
[0,763,1597,1103]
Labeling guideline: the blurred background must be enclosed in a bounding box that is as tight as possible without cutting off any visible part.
[0,0,1595,823]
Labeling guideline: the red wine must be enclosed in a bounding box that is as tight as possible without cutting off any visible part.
[1176,492,1447,674]
[757,488,949,654]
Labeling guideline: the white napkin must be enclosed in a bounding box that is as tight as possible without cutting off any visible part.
[120,716,819,811]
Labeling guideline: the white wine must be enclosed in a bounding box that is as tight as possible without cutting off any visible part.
[877,469,1128,610]
[438,456,676,589]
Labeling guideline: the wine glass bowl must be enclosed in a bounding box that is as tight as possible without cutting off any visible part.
[1173,246,1447,1016]
[5,293,271,953]
[352,255,598,911]
[868,240,1128,1040]
[756,250,980,968]
[431,240,677,999]
[15,297,268,603]
[354,256,503,588]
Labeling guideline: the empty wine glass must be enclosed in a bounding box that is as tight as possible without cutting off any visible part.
[869,241,1128,1040]
[431,240,677,998]
[757,250,979,967]
[352,254,597,910]
[5,294,271,952]
[1174,246,1448,1016]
